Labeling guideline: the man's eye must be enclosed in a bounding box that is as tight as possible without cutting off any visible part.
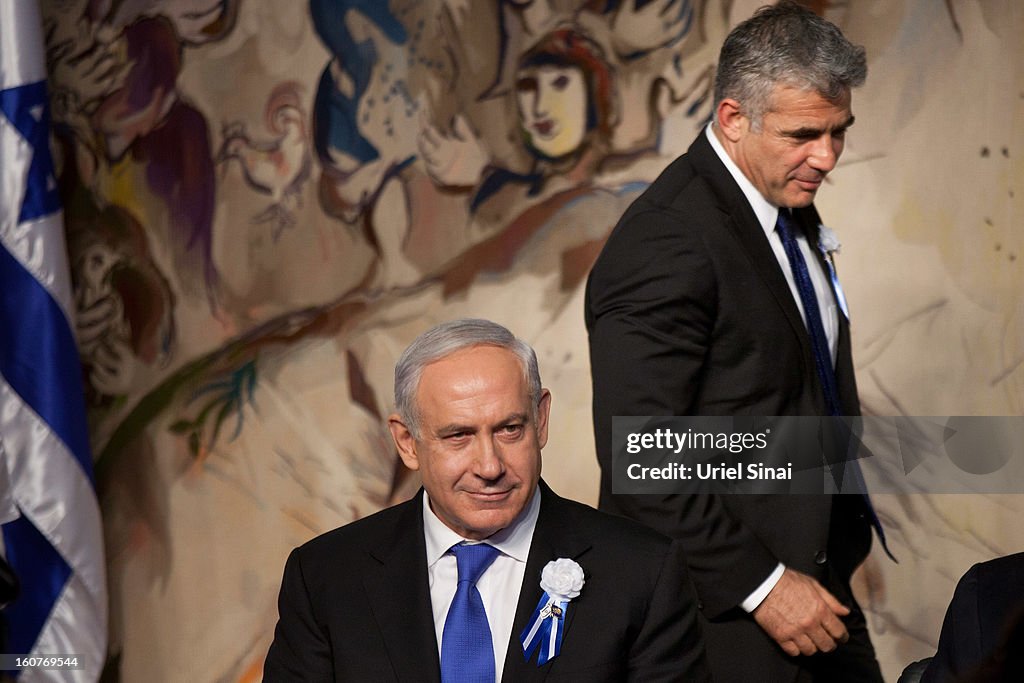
[500,425,524,437]
[552,75,569,90]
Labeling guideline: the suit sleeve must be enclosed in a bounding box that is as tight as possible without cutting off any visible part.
[628,540,713,682]
[263,548,334,683]
[586,206,778,617]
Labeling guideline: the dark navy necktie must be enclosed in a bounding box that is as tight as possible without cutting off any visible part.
[776,210,894,561]
[775,210,841,416]
[441,543,500,682]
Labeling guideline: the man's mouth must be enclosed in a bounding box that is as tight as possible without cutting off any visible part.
[466,489,514,502]
[793,176,823,191]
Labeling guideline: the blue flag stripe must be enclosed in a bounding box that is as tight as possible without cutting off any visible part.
[0,241,94,484]
[1,516,73,655]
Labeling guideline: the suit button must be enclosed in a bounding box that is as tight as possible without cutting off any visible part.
[814,551,828,565]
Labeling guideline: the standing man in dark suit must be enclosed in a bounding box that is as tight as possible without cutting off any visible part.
[264,318,710,682]
[586,2,883,681]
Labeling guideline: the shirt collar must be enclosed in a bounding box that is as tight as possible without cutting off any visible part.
[422,485,541,567]
[705,123,781,240]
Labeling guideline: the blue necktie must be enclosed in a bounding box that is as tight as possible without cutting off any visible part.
[775,210,842,416]
[441,543,500,683]
[776,210,894,560]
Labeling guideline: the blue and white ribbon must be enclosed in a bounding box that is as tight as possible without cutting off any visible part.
[816,226,850,321]
[819,252,850,321]
[520,592,568,666]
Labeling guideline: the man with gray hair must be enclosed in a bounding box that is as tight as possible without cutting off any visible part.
[265,318,710,681]
[587,2,884,681]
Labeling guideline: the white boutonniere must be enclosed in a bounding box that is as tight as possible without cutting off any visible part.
[540,558,585,601]
[521,559,585,665]
[817,224,851,320]
[818,224,842,257]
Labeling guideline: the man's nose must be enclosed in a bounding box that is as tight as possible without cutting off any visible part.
[808,135,841,172]
[474,439,506,480]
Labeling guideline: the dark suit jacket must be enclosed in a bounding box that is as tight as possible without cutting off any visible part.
[921,552,1024,683]
[263,480,710,682]
[585,130,873,681]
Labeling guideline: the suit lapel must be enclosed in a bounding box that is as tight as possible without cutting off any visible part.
[362,491,442,683]
[502,483,591,682]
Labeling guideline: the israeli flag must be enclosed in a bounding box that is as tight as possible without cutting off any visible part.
[1,1,108,680]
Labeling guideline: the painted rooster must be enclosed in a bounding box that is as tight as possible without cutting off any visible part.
[218,82,311,239]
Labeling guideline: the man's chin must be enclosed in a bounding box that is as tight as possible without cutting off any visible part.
[784,191,817,209]
[785,181,824,207]
[464,503,528,539]
[462,515,515,541]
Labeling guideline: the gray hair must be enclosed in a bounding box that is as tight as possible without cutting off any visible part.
[394,319,543,438]
[713,1,866,129]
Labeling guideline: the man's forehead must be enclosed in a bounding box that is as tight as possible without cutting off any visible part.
[417,346,524,392]
[762,87,852,126]
[416,363,532,433]
[765,83,852,112]
[422,343,517,368]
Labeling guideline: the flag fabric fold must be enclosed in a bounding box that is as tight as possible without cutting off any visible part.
[1,1,108,680]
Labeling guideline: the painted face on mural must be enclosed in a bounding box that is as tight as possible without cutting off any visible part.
[516,65,588,160]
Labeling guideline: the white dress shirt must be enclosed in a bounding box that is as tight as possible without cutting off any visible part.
[424,487,540,682]
[705,123,840,611]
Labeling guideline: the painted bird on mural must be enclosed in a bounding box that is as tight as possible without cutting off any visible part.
[218,82,312,239]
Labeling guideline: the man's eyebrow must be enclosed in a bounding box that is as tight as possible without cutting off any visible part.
[436,423,474,435]
[835,114,856,130]
[784,115,855,138]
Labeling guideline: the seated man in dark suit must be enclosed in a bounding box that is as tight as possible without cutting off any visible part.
[918,551,1024,683]
[264,318,710,682]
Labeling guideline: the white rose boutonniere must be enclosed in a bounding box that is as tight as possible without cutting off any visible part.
[521,558,585,665]
[540,558,585,601]
[818,224,842,256]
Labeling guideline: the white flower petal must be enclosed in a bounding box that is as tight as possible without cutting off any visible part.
[818,224,842,254]
[540,558,585,601]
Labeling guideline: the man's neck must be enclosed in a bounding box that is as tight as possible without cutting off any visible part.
[704,123,780,236]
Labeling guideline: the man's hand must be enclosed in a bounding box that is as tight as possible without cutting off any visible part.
[752,567,850,657]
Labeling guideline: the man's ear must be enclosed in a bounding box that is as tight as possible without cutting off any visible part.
[388,414,420,471]
[715,97,748,143]
[535,389,552,450]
